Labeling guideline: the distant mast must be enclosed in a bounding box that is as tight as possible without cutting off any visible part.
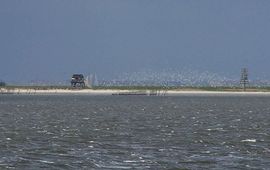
[94,74,99,86]
[240,68,249,91]
[85,75,92,88]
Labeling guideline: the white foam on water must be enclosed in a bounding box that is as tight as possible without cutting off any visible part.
[38,160,54,164]
[123,160,138,163]
[158,149,166,152]
[94,164,132,169]
[207,127,224,131]
[232,119,241,122]
[241,139,256,142]
[263,148,270,152]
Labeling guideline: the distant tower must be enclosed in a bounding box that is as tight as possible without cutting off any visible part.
[240,68,249,91]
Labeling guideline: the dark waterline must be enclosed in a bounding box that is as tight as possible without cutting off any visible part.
[0,95,270,169]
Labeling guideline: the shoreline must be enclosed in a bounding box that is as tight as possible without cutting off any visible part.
[2,88,270,96]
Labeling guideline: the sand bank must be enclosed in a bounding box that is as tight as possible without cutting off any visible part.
[1,88,270,96]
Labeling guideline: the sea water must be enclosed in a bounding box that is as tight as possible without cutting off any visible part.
[0,95,270,169]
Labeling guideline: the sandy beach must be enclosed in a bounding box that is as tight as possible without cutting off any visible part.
[1,88,270,96]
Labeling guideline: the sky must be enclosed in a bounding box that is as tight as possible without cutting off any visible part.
[1,0,270,83]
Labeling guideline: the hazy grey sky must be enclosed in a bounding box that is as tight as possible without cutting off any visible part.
[1,0,270,82]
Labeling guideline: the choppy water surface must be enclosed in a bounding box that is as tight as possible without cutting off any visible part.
[0,95,270,169]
